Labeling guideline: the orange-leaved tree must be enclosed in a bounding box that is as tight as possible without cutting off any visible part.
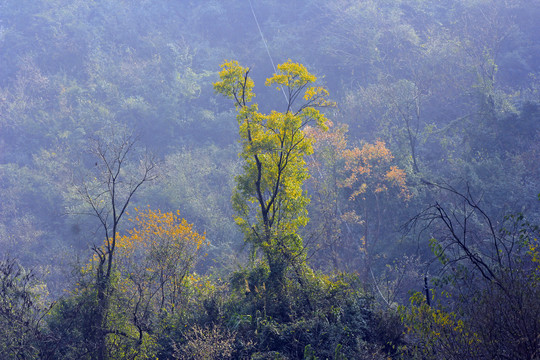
[304,121,350,270]
[341,140,410,274]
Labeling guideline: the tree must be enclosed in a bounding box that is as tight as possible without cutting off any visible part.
[214,59,332,301]
[304,121,350,270]
[0,257,52,359]
[114,208,206,345]
[74,126,157,360]
[402,185,540,359]
[341,140,409,276]
[73,207,207,359]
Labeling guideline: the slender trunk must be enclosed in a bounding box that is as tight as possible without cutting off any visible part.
[405,119,420,173]
[95,261,110,360]
[374,194,381,251]
[364,203,371,283]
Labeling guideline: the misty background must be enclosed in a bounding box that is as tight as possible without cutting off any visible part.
[1,0,539,314]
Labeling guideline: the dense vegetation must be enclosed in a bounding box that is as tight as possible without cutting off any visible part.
[0,0,539,359]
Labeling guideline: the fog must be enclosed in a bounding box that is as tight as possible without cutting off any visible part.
[0,1,539,358]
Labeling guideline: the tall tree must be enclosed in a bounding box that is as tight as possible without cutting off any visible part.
[214,60,332,295]
[75,126,157,360]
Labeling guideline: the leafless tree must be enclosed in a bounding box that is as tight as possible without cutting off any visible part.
[74,125,157,360]
[405,182,540,359]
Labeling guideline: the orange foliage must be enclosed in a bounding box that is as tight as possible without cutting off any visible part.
[342,140,410,200]
[305,120,348,185]
[305,120,348,154]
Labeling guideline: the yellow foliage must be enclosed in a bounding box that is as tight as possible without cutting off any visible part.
[400,291,480,355]
[528,236,540,276]
[214,59,333,259]
[116,207,207,261]
[214,60,255,105]
[265,59,317,88]
[84,207,207,303]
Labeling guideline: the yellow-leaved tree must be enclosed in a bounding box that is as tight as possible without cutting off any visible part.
[87,207,207,359]
[214,59,333,301]
[116,207,207,313]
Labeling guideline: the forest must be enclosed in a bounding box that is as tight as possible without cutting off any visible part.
[0,0,539,359]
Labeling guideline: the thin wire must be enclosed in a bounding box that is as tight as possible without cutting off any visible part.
[371,267,391,307]
[248,0,288,103]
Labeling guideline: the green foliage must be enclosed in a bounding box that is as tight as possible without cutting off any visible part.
[46,287,98,359]
[303,344,318,360]
[428,238,448,265]
[0,258,49,359]
[226,269,403,359]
